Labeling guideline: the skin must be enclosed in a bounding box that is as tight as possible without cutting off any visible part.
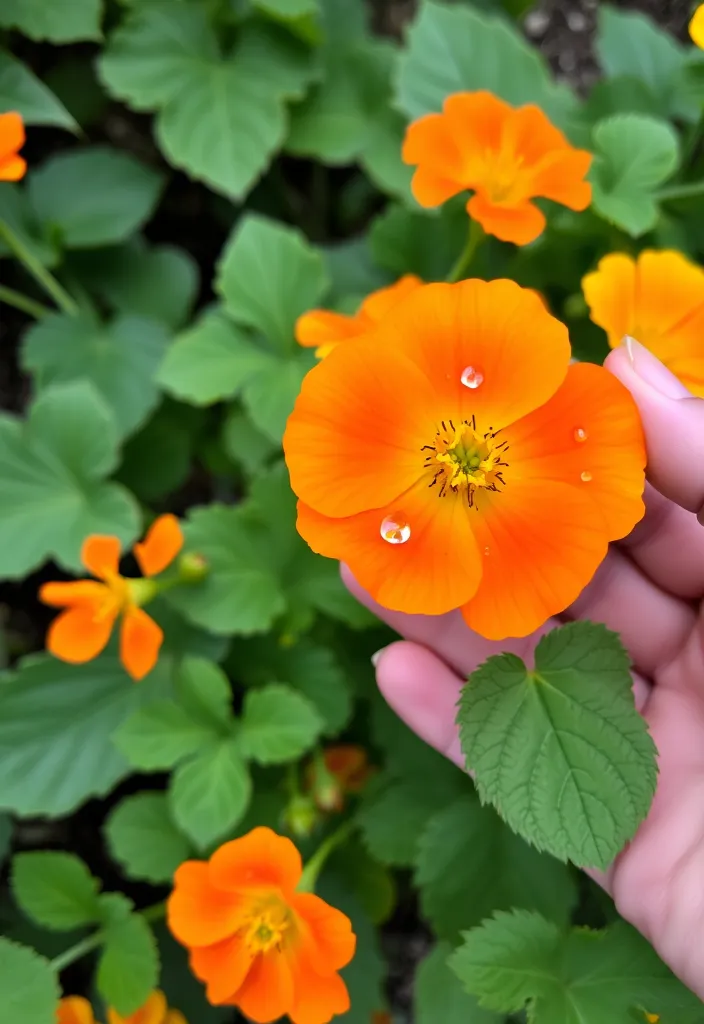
[343,340,704,999]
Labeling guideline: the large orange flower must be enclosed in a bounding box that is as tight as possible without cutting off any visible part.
[296,275,423,359]
[40,515,183,681]
[691,5,704,48]
[167,827,356,1024]
[0,111,26,181]
[284,280,646,640]
[57,992,186,1024]
[402,91,592,245]
[582,250,704,397]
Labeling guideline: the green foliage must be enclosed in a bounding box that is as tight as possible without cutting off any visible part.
[415,943,502,1024]
[97,898,160,1016]
[0,51,77,129]
[0,0,102,43]
[238,683,324,764]
[457,623,658,869]
[12,852,101,930]
[105,793,193,884]
[0,939,60,1024]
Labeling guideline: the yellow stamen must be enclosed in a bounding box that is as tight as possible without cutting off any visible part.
[242,903,291,954]
[423,419,509,507]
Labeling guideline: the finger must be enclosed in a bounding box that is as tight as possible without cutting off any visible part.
[568,547,696,677]
[606,341,704,522]
[341,564,556,678]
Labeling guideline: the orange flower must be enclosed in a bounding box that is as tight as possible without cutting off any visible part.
[58,998,97,1024]
[284,280,646,640]
[582,250,704,398]
[308,746,373,812]
[40,515,183,681]
[691,4,704,48]
[0,111,26,181]
[107,990,187,1024]
[296,275,423,359]
[644,1015,660,1024]
[402,91,592,245]
[167,826,356,1024]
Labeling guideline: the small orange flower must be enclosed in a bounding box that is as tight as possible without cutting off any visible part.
[167,826,356,1024]
[582,250,704,397]
[40,515,183,681]
[296,275,423,359]
[691,4,704,48]
[402,91,592,245]
[57,992,186,1024]
[58,997,97,1024]
[0,111,26,181]
[308,746,373,812]
[644,1014,660,1024]
[284,280,646,640]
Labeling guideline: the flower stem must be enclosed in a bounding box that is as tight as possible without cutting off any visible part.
[655,180,704,202]
[0,284,51,319]
[48,901,167,973]
[446,219,485,284]
[0,220,79,316]
[298,819,355,893]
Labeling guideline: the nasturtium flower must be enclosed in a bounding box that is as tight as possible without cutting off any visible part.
[690,4,704,48]
[0,111,26,181]
[296,275,423,359]
[167,826,356,1024]
[284,280,646,640]
[402,91,592,245]
[57,993,186,1024]
[582,250,704,397]
[40,515,183,681]
[308,746,373,812]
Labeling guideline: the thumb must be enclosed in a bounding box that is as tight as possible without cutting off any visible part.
[606,338,704,523]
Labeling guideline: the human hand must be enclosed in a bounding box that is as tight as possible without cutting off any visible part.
[344,339,704,999]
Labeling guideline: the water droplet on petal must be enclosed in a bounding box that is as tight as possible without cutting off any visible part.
[380,515,411,545]
[581,471,592,482]
[483,546,490,556]
[461,366,484,389]
[573,427,588,443]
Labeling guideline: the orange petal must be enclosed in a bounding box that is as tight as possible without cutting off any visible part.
[164,1013,188,1024]
[290,893,356,974]
[467,193,546,245]
[296,474,483,617]
[668,355,704,397]
[46,603,117,664]
[39,579,111,609]
[691,3,704,47]
[231,948,295,1022]
[289,969,350,1024]
[0,111,24,161]
[410,164,464,208]
[359,275,424,322]
[82,535,122,580]
[582,252,637,348]
[461,478,610,639]
[0,154,27,181]
[295,310,361,350]
[528,148,592,210]
[168,861,248,947]
[402,111,465,204]
[443,91,513,163]
[57,997,97,1024]
[106,991,167,1024]
[134,514,184,577]
[120,606,163,681]
[631,250,704,360]
[506,362,646,540]
[190,934,255,1004]
[209,827,303,895]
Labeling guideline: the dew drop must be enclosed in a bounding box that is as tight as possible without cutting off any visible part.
[483,546,490,556]
[380,515,411,545]
[581,471,592,483]
[461,365,484,389]
[573,427,588,444]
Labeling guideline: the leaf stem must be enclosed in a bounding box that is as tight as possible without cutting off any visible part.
[49,932,104,973]
[297,819,355,893]
[655,180,704,202]
[446,219,485,283]
[0,284,51,319]
[0,220,78,316]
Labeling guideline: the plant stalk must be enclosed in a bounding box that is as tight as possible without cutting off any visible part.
[446,219,485,283]
[298,819,355,893]
[0,284,51,319]
[0,220,78,316]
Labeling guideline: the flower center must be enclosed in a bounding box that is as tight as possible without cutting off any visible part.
[423,418,508,507]
[242,903,291,955]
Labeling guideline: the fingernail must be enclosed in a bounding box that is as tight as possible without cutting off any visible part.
[622,336,691,399]
[371,647,388,669]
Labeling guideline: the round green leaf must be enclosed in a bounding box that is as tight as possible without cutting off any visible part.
[98,911,159,1017]
[12,852,101,931]
[0,938,60,1024]
[106,793,193,884]
[239,683,324,765]
[0,0,102,43]
[169,739,252,849]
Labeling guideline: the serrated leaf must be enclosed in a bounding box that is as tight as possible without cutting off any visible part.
[457,622,658,870]
[0,938,60,1024]
[395,1,576,128]
[106,792,192,884]
[169,739,252,849]
[12,852,101,931]
[590,114,679,236]
[0,0,102,43]
[23,313,169,440]
[450,910,703,1023]
[28,147,164,249]
[239,683,323,764]
[0,652,171,817]
[98,911,159,1017]
[0,382,139,577]
[0,51,77,130]
[415,943,501,1024]
[415,797,577,942]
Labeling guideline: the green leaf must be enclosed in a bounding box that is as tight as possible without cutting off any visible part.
[416,943,501,1024]
[98,910,159,1017]
[169,738,252,849]
[0,184,58,267]
[23,313,169,440]
[456,622,658,870]
[12,852,101,931]
[28,147,164,249]
[450,910,703,1023]
[239,683,324,765]
[0,381,139,577]
[105,792,192,884]
[395,1,577,128]
[370,200,467,281]
[0,939,60,1024]
[0,652,171,817]
[415,796,577,942]
[329,840,396,926]
[254,0,318,17]
[590,113,680,236]
[117,404,194,502]
[0,814,11,866]
[0,0,102,43]
[0,51,77,130]
[164,504,286,635]
[222,408,278,478]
